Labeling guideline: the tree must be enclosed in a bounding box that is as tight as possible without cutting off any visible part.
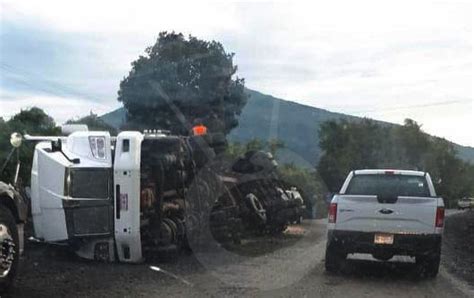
[318,118,387,192]
[66,112,117,135]
[224,141,246,159]
[317,117,474,207]
[267,138,285,156]
[0,108,60,184]
[278,163,328,218]
[423,138,474,207]
[245,139,265,152]
[225,138,285,160]
[118,32,248,136]
[394,119,429,170]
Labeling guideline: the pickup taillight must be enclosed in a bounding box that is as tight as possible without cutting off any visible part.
[435,207,445,228]
[328,203,338,223]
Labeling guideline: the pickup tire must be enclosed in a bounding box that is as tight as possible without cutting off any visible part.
[325,243,346,273]
[0,205,19,293]
[416,248,441,278]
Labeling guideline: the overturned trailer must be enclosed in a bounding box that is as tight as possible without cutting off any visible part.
[28,129,305,262]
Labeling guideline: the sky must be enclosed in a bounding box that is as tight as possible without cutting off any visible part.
[0,0,472,146]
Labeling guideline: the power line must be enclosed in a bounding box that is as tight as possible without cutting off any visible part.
[0,62,107,102]
[0,65,70,97]
[348,98,472,115]
[2,62,471,118]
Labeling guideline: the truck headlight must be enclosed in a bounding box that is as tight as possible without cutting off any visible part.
[10,132,22,148]
[89,136,106,159]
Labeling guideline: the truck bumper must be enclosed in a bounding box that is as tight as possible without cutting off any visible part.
[327,230,441,256]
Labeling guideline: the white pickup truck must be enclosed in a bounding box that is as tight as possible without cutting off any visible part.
[325,169,445,277]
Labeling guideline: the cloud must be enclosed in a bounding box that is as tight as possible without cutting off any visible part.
[0,0,472,145]
[0,89,119,124]
[0,20,136,101]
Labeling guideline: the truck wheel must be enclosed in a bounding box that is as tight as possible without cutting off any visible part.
[245,193,267,224]
[325,244,346,273]
[416,250,440,278]
[0,205,19,292]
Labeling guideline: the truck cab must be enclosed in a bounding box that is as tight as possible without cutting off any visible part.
[29,128,222,263]
[31,131,118,260]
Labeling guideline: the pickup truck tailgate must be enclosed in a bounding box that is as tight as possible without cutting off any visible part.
[335,195,438,234]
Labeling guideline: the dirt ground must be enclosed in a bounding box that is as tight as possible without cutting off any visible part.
[6,218,473,297]
[442,210,474,287]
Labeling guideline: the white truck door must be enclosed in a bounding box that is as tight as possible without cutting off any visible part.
[31,143,69,241]
[114,132,143,263]
[31,132,114,242]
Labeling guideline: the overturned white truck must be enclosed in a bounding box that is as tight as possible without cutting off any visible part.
[28,128,305,263]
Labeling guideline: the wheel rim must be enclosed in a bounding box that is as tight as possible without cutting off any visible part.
[0,224,15,278]
[246,194,267,223]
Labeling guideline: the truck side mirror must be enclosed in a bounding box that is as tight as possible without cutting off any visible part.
[51,140,80,164]
[51,140,62,152]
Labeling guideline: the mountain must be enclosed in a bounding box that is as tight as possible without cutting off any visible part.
[100,108,127,130]
[100,89,474,167]
[227,89,363,167]
[456,144,474,163]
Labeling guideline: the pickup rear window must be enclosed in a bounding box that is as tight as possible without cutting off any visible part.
[345,174,431,197]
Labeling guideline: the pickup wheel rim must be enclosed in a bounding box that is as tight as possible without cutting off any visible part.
[0,223,15,278]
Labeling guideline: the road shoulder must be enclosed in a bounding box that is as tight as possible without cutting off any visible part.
[442,210,474,296]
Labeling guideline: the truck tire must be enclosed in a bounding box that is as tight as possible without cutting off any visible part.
[0,205,19,293]
[325,243,346,273]
[245,193,267,224]
[416,249,441,278]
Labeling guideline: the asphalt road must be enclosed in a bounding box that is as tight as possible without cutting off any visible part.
[8,217,473,297]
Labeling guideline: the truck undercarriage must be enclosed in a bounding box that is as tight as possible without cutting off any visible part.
[138,134,305,256]
[29,130,305,263]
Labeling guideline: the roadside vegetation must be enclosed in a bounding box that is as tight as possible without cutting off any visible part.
[66,112,117,135]
[0,108,60,184]
[317,118,474,208]
[0,109,117,184]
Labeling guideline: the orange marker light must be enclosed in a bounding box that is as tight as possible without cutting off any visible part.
[192,125,207,136]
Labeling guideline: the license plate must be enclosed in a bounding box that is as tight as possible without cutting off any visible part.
[374,233,394,245]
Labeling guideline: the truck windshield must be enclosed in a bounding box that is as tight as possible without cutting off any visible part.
[345,174,431,197]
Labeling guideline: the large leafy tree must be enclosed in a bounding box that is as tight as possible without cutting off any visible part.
[0,108,60,184]
[318,118,390,192]
[394,119,430,169]
[118,32,248,136]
